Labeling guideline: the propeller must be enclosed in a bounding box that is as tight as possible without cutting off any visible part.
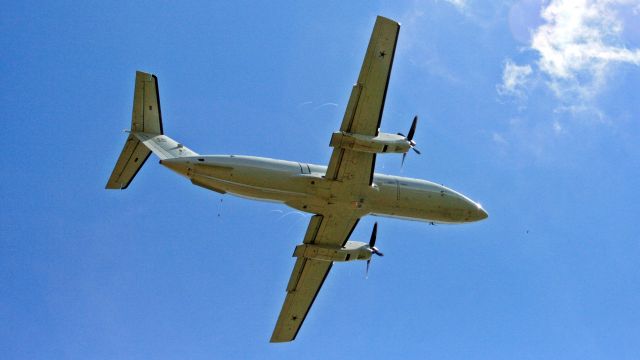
[398,115,421,167]
[366,222,384,278]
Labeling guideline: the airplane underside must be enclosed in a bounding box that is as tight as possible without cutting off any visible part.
[106,16,487,342]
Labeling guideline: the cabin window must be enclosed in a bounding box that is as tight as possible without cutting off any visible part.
[197,158,204,162]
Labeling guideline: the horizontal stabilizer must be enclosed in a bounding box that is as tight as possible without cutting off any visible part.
[105,134,152,189]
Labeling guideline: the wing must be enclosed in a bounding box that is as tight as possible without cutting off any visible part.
[270,213,360,342]
[325,16,400,185]
[271,16,399,343]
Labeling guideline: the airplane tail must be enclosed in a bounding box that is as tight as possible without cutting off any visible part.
[106,71,197,189]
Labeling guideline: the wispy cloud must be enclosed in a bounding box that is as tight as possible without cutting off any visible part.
[313,102,338,110]
[399,7,464,85]
[297,101,339,111]
[497,59,533,98]
[492,132,508,146]
[490,117,572,165]
[530,0,640,100]
[297,101,313,107]
[443,0,467,12]
[552,120,563,134]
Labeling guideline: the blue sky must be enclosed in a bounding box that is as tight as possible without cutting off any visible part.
[2,1,639,358]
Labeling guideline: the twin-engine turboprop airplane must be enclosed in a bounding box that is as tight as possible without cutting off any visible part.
[106,16,487,342]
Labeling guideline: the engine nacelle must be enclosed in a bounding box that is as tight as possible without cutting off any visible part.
[293,241,372,262]
[330,131,411,154]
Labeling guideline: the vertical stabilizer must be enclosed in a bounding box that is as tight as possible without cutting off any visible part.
[131,71,163,134]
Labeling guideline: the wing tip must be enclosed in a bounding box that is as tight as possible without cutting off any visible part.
[376,15,400,27]
[269,336,295,343]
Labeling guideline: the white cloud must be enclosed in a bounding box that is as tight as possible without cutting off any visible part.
[443,0,467,12]
[530,0,640,99]
[492,132,508,146]
[553,104,607,122]
[552,120,563,134]
[497,59,533,97]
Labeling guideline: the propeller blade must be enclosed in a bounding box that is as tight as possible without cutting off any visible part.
[366,259,371,279]
[366,223,382,279]
[400,116,420,168]
[369,223,384,256]
[369,222,378,248]
[407,116,418,141]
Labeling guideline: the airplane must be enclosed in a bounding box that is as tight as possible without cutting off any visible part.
[106,16,488,343]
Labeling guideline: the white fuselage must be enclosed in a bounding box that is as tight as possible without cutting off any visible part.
[161,155,487,223]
